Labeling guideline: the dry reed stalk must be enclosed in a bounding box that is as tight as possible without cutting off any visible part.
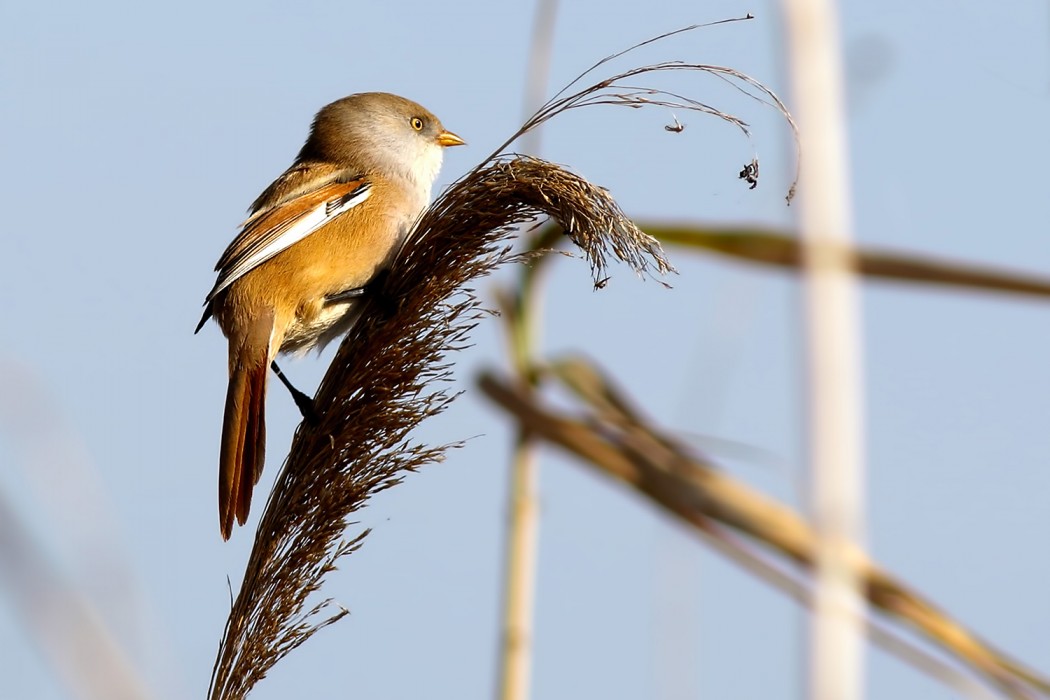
[496,431,541,700]
[780,0,867,697]
[495,3,560,700]
[208,21,799,698]
[643,224,1050,299]
[478,359,1050,700]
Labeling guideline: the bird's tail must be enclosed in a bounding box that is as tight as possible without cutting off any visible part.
[218,337,270,540]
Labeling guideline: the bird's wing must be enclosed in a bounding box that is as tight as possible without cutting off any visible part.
[205,177,372,303]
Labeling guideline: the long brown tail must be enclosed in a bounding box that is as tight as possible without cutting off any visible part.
[218,348,269,540]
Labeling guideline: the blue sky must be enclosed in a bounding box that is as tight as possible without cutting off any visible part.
[1,1,1049,698]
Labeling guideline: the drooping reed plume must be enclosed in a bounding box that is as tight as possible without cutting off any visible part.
[208,19,796,699]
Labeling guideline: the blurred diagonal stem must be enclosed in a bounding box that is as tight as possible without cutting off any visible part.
[0,367,155,700]
[0,491,152,700]
[478,359,1050,699]
[643,224,1050,299]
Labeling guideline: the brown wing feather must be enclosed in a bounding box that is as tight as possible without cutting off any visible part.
[195,163,369,334]
[212,177,370,292]
[245,161,346,220]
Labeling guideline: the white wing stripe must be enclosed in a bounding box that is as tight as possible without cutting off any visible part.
[211,184,371,298]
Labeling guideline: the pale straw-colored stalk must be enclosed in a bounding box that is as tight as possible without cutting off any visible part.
[779,1,867,699]
[496,3,559,699]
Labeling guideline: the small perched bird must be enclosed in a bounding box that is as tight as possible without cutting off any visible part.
[197,92,465,539]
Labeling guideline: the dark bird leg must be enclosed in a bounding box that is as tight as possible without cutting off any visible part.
[270,361,319,425]
[269,273,392,425]
[324,270,396,318]
[323,286,368,304]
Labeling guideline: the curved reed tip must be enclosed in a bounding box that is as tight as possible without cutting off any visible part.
[416,154,676,291]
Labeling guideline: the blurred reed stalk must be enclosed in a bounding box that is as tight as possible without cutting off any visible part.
[0,491,151,700]
[780,0,867,698]
[479,358,1050,699]
[641,224,1050,299]
[496,3,559,700]
[0,365,156,700]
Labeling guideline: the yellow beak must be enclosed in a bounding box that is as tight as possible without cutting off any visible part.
[436,130,466,147]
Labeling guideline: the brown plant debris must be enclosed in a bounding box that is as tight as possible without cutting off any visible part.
[739,158,759,189]
[664,114,686,133]
[478,357,1050,700]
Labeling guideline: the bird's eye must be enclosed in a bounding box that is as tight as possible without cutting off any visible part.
[410,117,424,131]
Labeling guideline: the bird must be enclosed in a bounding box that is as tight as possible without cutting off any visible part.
[196,92,465,539]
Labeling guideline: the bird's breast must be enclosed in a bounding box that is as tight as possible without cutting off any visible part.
[276,181,425,354]
[281,298,360,356]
